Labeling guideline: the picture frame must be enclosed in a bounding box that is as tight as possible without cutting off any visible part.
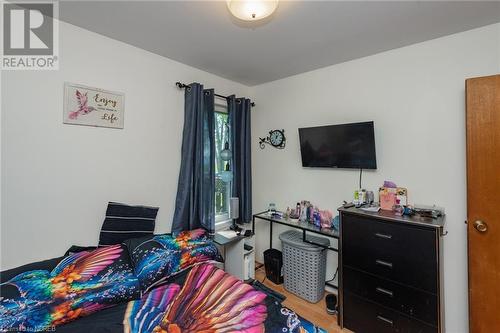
[63,82,125,129]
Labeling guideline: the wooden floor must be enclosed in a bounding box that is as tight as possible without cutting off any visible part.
[255,265,349,333]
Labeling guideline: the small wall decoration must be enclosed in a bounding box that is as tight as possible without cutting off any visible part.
[259,129,286,149]
[63,83,125,129]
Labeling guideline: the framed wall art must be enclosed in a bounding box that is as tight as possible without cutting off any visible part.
[63,83,125,129]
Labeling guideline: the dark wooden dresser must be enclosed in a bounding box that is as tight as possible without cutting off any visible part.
[338,207,445,333]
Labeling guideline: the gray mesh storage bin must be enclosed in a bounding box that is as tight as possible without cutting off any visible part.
[279,230,329,303]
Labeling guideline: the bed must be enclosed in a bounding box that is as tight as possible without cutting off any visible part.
[0,229,327,333]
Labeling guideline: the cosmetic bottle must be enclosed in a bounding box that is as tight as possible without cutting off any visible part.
[393,199,404,216]
[313,207,321,227]
[300,202,307,221]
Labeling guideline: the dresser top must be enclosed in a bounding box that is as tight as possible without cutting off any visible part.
[338,206,445,229]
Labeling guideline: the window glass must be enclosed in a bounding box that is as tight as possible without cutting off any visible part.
[214,102,231,223]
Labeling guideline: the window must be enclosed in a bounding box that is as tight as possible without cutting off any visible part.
[214,101,231,225]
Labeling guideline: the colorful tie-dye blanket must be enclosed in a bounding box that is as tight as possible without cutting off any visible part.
[122,263,327,333]
[1,233,327,333]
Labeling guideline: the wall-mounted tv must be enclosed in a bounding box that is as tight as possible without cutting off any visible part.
[298,121,377,169]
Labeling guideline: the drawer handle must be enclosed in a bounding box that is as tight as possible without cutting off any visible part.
[376,315,394,326]
[376,287,394,297]
[375,259,393,269]
[375,232,392,240]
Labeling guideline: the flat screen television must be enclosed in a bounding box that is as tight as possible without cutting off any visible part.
[298,121,377,169]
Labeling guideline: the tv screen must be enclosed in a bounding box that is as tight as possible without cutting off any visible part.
[298,121,377,169]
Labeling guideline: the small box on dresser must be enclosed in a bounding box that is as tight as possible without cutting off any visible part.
[338,207,445,333]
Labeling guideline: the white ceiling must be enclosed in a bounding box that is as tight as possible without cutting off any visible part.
[60,1,500,86]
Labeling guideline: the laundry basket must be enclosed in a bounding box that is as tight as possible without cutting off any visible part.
[279,230,329,303]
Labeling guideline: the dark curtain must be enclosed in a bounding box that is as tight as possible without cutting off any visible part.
[172,83,215,233]
[228,96,252,223]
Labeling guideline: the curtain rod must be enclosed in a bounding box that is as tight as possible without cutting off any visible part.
[175,82,255,107]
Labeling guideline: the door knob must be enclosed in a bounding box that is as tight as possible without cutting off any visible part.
[474,220,488,233]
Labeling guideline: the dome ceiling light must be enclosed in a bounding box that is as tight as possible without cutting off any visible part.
[226,0,279,21]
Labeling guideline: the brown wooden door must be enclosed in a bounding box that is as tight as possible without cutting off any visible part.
[467,74,500,333]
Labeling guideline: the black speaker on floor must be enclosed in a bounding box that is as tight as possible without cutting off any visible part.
[264,249,283,284]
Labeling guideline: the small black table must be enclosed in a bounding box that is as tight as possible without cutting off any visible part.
[252,211,339,289]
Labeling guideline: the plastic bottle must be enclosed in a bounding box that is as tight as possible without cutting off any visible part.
[313,207,321,227]
[300,202,307,221]
[393,199,404,216]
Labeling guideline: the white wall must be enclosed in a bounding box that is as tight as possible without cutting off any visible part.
[1,21,248,270]
[250,24,499,332]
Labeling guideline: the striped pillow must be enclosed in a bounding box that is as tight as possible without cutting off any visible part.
[98,202,159,246]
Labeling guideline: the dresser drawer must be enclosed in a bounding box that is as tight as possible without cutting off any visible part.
[343,292,437,333]
[342,213,438,293]
[344,267,438,326]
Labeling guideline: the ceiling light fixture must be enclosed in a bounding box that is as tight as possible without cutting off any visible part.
[226,0,279,21]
